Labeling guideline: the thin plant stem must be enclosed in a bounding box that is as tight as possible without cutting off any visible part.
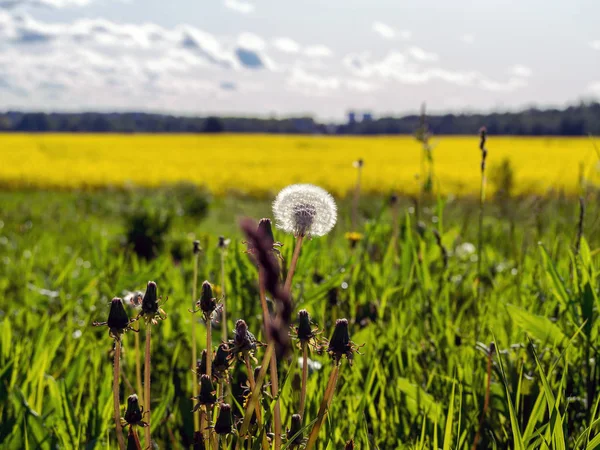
[352,165,362,230]
[471,346,494,450]
[220,250,227,342]
[258,268,282,449]
[284,235,304,292]
[236,344,274,450]
[192,250,200,433]
[305,364,341,450]
[144,324,152,447]
[205,320,213,450]
[299,342,309,420]
[221,435,228,450]
[127,426,142,450]
[134,332,143,406]
[477,130,488,300]
[113,339,126,450]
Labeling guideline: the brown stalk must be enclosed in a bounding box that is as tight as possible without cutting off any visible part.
[113,339,126,450]
[471,344,494,450]
[305,364,341,450]
[144,325,152,447]
[299,341,309,419]
[192,248,200,433]
[284,235,304,293]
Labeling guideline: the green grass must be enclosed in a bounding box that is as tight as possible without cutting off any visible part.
[2,187,600,449]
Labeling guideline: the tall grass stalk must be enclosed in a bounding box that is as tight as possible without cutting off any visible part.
[144,325,152,447]
[113,339,126,450]
[305,364,341,450]
[352,159,363,230]
[284,235,304,292]
[192,242,200,433]
[471,343,494,450]
[258,268,282,449]
[205,320,213,449]
[220,249,227,343]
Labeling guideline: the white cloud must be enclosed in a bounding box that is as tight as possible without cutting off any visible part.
[346,79,379,93]
[590,40,600,50]
[0,0,91,8]
[303,44,333,58]
[479,77,527,92]
[408,46,438,62]
[237,32,265,51]
[287,67,340,94]
[372,21,395,39]
[223,0,254,14]
[273,37,300,54]
[460,34,474,44]
[510,64,532,78]
[590,81,600,94]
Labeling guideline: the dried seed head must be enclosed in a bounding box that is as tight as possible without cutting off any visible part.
[212,343,230,378]
[217,236,230,250]
[199,281,216,314]
[353,159,364,169]
[232,319,256,353]
[214,404,233,435]
[107,297,129,332]
[345,439,355,450]
[273,184,337,237]
[195,374,217,407]
[286,414,303,445]
[296,310,313,343]
[124,291,143,309]
[141,281,159,315]
[193,240,201,255]
[124,394,143,426]
[328,318,359,364]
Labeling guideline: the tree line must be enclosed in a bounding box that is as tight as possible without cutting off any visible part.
[0,102,598,135]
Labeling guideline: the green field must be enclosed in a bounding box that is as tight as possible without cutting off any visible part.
[2,183,600,449]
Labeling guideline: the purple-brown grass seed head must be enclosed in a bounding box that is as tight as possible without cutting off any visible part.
[141,281,159,315]
[214,404,233,435]
[124,394,143,426]
[257,218,275,248]
[286,414,303,445]
[296,310,313,343]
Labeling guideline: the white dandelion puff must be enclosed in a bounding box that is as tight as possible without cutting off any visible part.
[272,184,337,237]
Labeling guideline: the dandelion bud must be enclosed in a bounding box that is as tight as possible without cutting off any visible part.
[194,374,216,408]
[107,297,130,333]
[345,439,355,450]
[296,310,313,343]
[273,184,337,238]
[141,281,159,315]
[124,394,143,425]
[233,319,256,353]
[193,240,201,255]
[214,404,233,435]
[199,281,216,314]
[286,414,303,445]
[212,343,230,378]
[328,318,354,364]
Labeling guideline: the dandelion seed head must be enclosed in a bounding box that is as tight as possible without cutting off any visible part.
[272,184,337,237]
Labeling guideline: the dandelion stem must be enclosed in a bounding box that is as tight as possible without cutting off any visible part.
[352,164,362,230]
[134,332,143,406]
[144,324,152,448]
[205,319,213,450]
[113,339,126,450]
[299,342,309,420]
[477,129,488,300]
[127,425,142,450]
[284,235,304,292]
[305,364,340,450]
[220,250,227,342]
[192,248,200,433]
[236,344,274,450]
[258,268,282,450]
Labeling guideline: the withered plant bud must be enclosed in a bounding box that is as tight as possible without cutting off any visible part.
[345,439,355,450]
[232,319,257,353]
[193,240,201,255]
[296,310,313,343]
[286,414,303,446]
[199,281,217,314]
[212,343,230,378]
[141,281,159,316]
[124,394,144,426]
[197,349,207,380]
[93,297,131,339]
[193,375,217,409]
[328,318,359,364]
[214,404,233,435]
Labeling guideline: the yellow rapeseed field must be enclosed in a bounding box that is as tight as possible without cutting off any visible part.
[1,133,597,196]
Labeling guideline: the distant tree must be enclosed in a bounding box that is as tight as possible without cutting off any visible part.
[203,116,224,133]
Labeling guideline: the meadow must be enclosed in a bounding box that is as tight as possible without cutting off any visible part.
[2,132,600,449]
[1,133,599,196]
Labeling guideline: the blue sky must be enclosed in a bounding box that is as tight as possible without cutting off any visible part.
[0,0,599,119]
